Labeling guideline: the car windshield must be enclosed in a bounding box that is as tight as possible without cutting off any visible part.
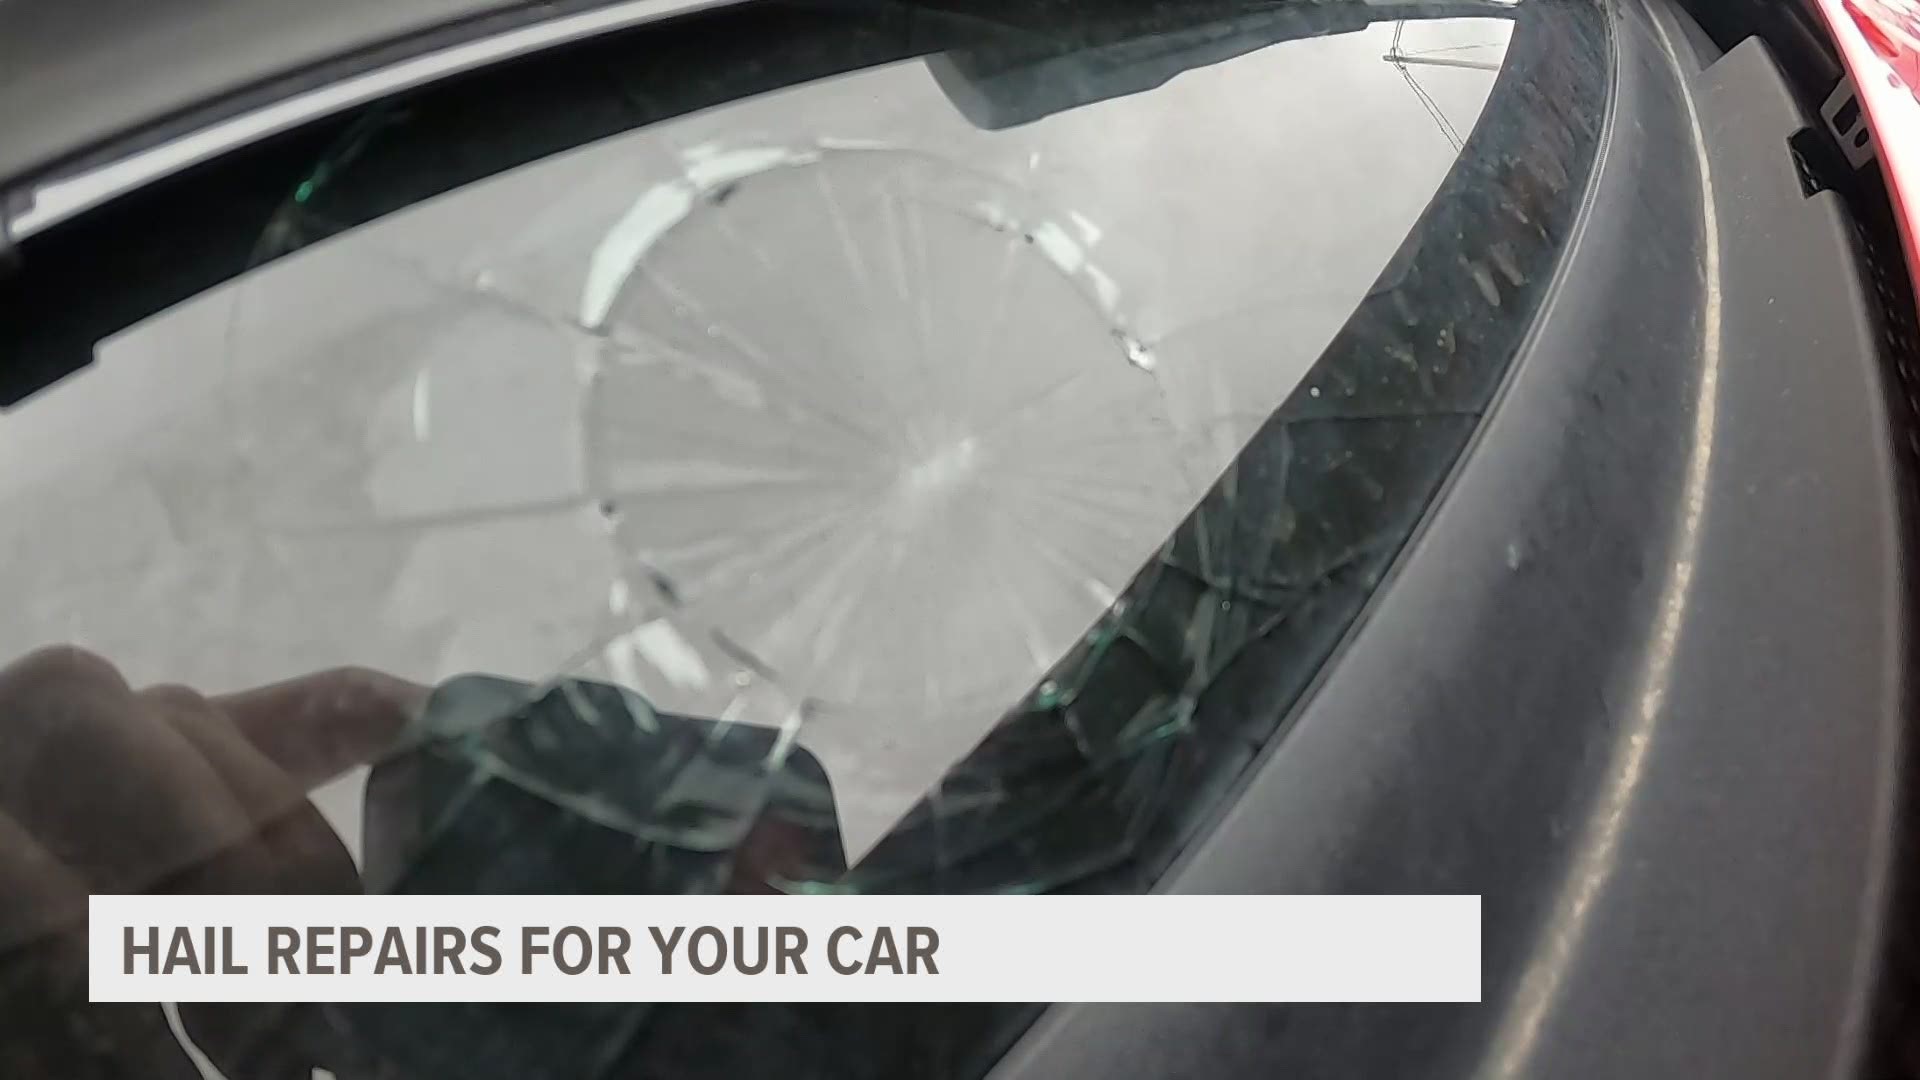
[0,0,1610,1072]
[1,0,1600,903]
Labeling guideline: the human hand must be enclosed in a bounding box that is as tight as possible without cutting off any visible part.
[0,646,424,1079]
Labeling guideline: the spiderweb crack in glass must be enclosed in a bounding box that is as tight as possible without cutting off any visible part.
[583,141,1175,699]
[572,142,1217,859]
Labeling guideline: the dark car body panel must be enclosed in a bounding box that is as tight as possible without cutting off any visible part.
[998,7,1909,1078]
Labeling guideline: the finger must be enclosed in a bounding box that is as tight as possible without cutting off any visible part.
[140,685,359,896]
[0,647,260,895]
[142,687,367,1080]
[0,804,88,951]
[213,668,426,789]
[0,810,201,1080]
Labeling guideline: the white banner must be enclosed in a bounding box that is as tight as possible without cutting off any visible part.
[91,893,1479,1003]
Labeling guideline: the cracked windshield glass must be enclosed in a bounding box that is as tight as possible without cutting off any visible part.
[0,0,1546,909]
